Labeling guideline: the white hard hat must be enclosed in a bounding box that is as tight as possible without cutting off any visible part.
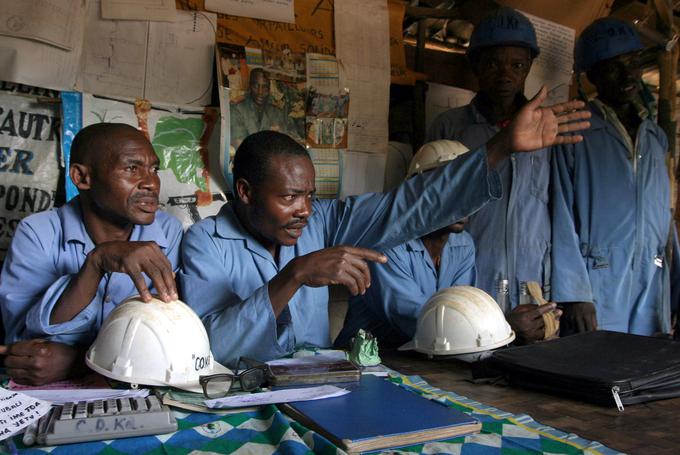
[407,140,469,178]
[86,296,231,392]
[399,286,515,358]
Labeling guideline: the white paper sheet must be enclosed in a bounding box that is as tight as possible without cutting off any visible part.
[0,388,52,441]
[523,12,575,104]
[145,11,216,105]
[78,1,215,106]
[204,385,349,409]
[0,3,86,91]
[266,353,347,366]
[425,83,475,133]
[340,150,386,198]
[77,1,149,100]
[205,0,295,24]
[335,0,390,154]
[16,389,150,406]
[0,0,81,50]
[101,0,177,22]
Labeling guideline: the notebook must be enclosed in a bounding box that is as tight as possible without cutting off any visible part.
[280,375,481,453]
[266,354,360,386]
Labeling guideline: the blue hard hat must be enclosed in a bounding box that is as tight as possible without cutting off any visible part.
[574,17,644,73]
[468,7,540,59]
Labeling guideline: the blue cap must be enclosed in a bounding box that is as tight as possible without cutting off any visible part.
[468,7,540,59]
[574,17,644,73]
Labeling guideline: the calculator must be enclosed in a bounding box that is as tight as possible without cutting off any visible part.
[30,395,178,446]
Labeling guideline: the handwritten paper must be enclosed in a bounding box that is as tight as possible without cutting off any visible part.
[0,0,81,50]
[78,1,216,106]
[204,385,349,409]
[0,388,51,441]
[0,3,86,91]
[206,0,295,24]
[335,0,390,154]
[101,0,177,22]
[523,12,575,105]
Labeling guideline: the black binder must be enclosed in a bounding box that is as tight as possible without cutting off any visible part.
[488,331,680,409]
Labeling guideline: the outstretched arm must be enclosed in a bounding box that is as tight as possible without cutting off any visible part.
[487,87,591,167]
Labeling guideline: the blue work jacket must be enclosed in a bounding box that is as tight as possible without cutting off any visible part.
[551,102,680,334]
[335,231,476,348]
[179,148,501,366]
[427,95,551,308]
[0,199,183,345]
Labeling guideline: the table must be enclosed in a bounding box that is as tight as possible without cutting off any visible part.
[381,350,680,455]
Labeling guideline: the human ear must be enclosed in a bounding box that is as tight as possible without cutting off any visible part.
[235,178,253,205]
[70,163,92,191]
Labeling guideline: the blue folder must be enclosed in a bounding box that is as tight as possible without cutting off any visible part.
[281,375,481,453]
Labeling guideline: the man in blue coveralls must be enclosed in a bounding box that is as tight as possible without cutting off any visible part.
[180,85,589,367]
[427,7,558,343]
[0,123,183,384]
[552,18,680,336]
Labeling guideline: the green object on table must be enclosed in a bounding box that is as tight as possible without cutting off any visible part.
[348,329,381,366]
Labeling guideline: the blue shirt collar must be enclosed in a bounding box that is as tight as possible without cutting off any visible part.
[405,238,426,252]
[215,203,276,264]
[61,198,170,254]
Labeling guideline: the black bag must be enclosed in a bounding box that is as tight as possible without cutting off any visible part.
[488,331,680,410]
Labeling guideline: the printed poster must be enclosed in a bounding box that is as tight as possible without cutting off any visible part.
[62,94,229,229]
[0,84,61,261]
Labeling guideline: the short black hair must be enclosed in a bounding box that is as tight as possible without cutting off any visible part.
[232,130,310,193]
[249,67,268,86]
[71,123,144,166]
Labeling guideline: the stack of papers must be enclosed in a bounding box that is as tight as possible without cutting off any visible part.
[204,385,349,409]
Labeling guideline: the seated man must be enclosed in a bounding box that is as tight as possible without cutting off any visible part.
[0,123,183,385]
[180,88,590,366]
[335,141,559,348]
[334,142,477,348]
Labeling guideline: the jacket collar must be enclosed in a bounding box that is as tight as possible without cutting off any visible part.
[215,203,276,263]
[61,197,170,254]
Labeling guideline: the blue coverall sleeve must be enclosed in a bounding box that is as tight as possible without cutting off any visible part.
[452,244,477,287]
[550,144,594,303]
[372,249,432,338]
[320,147,501,251]
[179,223,292,367]
[0,221,99,344]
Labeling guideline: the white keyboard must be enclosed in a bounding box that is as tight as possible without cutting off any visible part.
[29,395,177,446]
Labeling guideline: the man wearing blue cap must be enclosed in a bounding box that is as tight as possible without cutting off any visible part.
[552,17,680,336]
[428,7,558,343]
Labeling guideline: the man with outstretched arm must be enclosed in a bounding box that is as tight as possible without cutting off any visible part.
[180,87,590,366]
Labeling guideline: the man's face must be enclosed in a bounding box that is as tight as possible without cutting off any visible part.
[248,154,316,247]
[475,46,532,103]
[588,51,642,108]
[88,132,161,226]
[250,71,270,107]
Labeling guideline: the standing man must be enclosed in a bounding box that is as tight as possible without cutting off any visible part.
[180,89,590,367]
[552,18,680,335]
[428,7,556,342]
[0,123,183,384]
